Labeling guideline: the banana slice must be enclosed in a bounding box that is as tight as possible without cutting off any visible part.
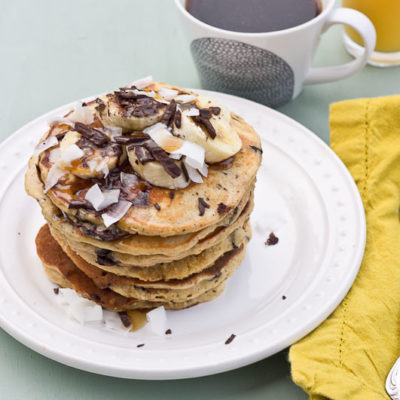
[127,145,189,190]
[174,96,242,163]
[59,131,123,179]
[96,92,167,133]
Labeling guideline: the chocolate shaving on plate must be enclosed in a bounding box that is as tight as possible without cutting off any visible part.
[153,202,161,211]
[137,343,145,348]
[74,122,109,146]
[165,329,172,335]
[53,288,59,295]
[198,197,210,216]
[119,312,131,328]
[225,334,236,345]
[265,232,279,246]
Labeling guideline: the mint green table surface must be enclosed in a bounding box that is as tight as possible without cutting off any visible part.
[1,1,400,399]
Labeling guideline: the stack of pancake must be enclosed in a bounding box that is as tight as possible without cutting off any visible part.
[26,80,262,311]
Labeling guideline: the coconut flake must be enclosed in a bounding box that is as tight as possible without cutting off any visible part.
[56,288,103,325]
[33,136,58,156]
[198,162,208,177]
[154,97,170,105]
[67,103,94,125]
[103,310,126,331]
[85,184,120,211]
[146,306,167,336]
[175,94,197,104]
[120,172,138,187]
[171,141,204,170]
[129,76,153,90]
[44,164,66,192]
[184,108,200,117]
[158,88,179,100]
[144,122,174,145]
[49,148,61,164]
[103,125,123,140]
[184,161,203,184]
[86,157,109,177]
[102,200,131,228]
[61,144,84,165]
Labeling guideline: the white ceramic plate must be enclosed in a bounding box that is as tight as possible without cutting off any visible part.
[0,90,365,380]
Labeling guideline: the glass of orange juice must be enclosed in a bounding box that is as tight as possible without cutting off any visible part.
[342,0,400,66]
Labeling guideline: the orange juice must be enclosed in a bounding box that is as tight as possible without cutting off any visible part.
[343,0,400,52]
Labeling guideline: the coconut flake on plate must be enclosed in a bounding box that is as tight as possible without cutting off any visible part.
[120,172,138,187]
[183,161,203,184]
[44,164,66,192]
[56,288,103,325]
[128,75,153,89]
[184,108,200,117]
[67,102,94,125]
[33,136,58,156]
[102,200,131,228]
[170,141,205,170]
[146,306,167,336]
[85,184,120,211]
[103,310,126,331]
[174,94,197,104]
[158,88,179,100]
[61,144,84,165]
[87,157,110,177]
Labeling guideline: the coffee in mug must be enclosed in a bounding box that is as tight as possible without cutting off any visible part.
[186,0,321,33]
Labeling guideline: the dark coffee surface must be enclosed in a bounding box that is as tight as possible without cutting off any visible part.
[186,0,321,33]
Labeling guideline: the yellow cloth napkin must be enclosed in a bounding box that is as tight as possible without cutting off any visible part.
[290,95,400,400]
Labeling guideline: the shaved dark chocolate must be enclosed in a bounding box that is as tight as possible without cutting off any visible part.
[114,134,150,145]
[90,293,101,302]
[53,288,59,295]
[55,132,66,141]
[135,146,154,164]
[153,202,161,211]
[174,109,182,128]
[133,191,150,207]
[95,103,106,112]
[137,343,145,348]
[161,100,177,127]
[217,202,229,215]
[265,232,279,246]
[68,199,95,210]
[114,91,164,118]
[96,249,119,266]
[74,122,109,146]
[169,191,175,199]
[210,107,221,115]
[119,312,131,328]
[165,329,172,335]
[225,334,236,345]
[198,197,210,216]
[250,145,263,154]
[181,161,189,182]
[144,141,182,178]
[193,113,217,139]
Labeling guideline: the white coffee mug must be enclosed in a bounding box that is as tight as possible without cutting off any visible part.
[174,0,376,107]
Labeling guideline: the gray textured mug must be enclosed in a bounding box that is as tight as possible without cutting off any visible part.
[175,0,376,107]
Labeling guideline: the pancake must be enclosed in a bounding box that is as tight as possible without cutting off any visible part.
[31,111,261,237]
[50,220,251,282]
[54,195,253,269]
[36,224,226,311]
